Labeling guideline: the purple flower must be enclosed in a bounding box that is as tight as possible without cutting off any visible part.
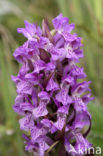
[17,20,42,40]
[55,86,72,105]
[52,13,75,34]
[12,13,93,156]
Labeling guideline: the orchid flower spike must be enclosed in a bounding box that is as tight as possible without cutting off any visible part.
[12,13,94,156]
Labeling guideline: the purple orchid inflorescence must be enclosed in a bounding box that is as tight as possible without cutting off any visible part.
[12,13,94,156]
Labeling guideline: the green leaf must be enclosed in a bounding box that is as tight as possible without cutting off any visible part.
[92,0,102,22]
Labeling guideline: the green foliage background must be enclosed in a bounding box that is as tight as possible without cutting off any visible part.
[0,0,103,155]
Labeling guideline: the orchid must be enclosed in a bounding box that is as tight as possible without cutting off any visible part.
[12,13,93,156]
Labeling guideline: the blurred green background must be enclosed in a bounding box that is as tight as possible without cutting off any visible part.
[0,0,103,155]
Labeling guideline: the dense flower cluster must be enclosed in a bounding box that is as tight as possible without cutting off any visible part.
[12,14,93,156]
